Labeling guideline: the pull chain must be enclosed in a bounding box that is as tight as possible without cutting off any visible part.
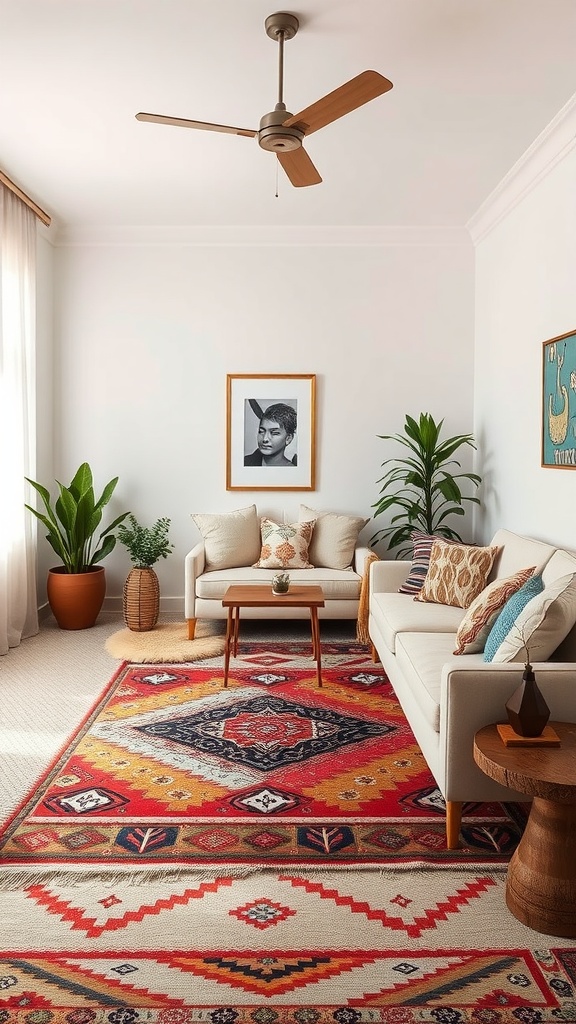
[275,159,279,198]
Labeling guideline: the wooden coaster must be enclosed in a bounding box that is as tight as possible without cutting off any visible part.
[497,723,561,747]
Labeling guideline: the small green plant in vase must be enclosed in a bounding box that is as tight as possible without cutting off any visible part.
[118,515,174,631]
[272,571,290,595]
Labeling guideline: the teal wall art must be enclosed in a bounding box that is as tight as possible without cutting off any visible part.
[542,328,576,469]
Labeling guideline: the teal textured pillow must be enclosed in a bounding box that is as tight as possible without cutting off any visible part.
[483,574,544,662]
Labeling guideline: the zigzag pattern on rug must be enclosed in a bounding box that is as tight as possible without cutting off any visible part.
[1,868,576,1017]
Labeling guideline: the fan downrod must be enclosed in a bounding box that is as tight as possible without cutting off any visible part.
[259,12,301,152]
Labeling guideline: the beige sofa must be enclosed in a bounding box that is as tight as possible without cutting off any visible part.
[368,528,576,848]
[185,504,370,639]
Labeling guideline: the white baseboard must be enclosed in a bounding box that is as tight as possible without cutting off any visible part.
[38,602,52,622]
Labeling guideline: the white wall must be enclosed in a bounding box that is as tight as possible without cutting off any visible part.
[471,97,576,550]
[51,227,474,605]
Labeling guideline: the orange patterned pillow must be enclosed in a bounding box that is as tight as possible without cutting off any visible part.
[453,566,536,654]
[253,518,315,569]
[415,540,500,609]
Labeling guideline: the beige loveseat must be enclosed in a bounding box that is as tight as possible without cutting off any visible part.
[368,528,576,848]
[185,504,370,639]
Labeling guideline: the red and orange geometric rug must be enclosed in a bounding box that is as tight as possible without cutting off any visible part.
[2,642,575,1020]
[0,640,526,872]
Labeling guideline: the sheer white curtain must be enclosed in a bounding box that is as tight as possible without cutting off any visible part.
[0,185,39,654]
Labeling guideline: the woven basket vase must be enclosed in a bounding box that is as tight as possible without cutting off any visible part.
[123,567,160,631]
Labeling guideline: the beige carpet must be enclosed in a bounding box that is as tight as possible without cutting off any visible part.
[105,619,226,662]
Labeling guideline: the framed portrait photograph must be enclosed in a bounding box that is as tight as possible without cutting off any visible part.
[226,374,316,490]
[542,328,576,469]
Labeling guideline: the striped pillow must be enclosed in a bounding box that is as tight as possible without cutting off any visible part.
[398,532,444,595]
[453,567,536,655]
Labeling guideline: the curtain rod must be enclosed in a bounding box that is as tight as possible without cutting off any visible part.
[0,170,51,227]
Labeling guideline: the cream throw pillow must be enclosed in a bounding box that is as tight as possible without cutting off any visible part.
[253,518,315,569]
[453,566,536,655]
[299,505,368,570]
[487,572,576,663]
[415,540,500,609]
[192,505,261,571]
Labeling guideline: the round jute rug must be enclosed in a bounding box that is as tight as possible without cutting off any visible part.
[105,620,226,663]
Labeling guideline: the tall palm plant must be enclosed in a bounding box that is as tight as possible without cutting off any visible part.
[371,412,482,557]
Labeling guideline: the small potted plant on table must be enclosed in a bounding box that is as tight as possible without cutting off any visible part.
[118,515,174,631]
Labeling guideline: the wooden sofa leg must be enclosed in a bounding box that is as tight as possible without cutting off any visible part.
[446,800,463,849]
[187,618,197,640]
[371,644,379,663]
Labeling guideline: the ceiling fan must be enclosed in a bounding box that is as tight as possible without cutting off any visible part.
[135,12,393,187]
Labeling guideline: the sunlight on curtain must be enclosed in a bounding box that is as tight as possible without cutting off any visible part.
[0,185,39,654]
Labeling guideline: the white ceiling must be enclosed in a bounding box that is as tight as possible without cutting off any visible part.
[2,0,576,235]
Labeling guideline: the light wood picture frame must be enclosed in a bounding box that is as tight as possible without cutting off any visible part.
[226,374,316,490]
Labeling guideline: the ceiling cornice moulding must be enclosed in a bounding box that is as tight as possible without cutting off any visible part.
[468,91,576,245]
[53,224,470,248]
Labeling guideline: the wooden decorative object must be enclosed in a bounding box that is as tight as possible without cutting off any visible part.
[497,723,561,747]
[123,567,160,632]
[505,662,550,737]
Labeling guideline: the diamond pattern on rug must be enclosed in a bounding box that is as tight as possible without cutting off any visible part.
[0,643,528,867]
[135,693,393,772]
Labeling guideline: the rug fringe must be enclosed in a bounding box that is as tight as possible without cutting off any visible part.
[0,860,509,890]
[0,864,261,890]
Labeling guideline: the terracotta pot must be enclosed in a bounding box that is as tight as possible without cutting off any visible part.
[123,567,160,631]
[47,565,106,630]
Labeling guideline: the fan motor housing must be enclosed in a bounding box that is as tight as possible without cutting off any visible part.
[258,108,303,152]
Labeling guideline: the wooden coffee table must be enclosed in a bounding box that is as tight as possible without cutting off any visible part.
[221,584,325,689]
[474,721,576,937]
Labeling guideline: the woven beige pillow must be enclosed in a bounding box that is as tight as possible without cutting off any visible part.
[299,504,368,569]
[192,505,261,571]
[453,566,536,654]
[253,518,315,569]
[415,539,500,609]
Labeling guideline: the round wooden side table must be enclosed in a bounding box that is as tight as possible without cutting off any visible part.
[474,721,576,938]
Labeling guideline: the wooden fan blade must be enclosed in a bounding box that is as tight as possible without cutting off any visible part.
[277,147,322,187]
[283,70,393,136]
[135,112,257,138]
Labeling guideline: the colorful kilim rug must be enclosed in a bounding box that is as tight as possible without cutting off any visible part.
[0,641,527,873]
[1,866,576,1020]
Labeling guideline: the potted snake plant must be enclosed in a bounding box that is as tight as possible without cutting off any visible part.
[117,514,174,631]
[25,462,129,629]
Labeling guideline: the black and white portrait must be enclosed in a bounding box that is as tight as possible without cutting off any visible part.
[226,374,316,491]
[243,398,298,467]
